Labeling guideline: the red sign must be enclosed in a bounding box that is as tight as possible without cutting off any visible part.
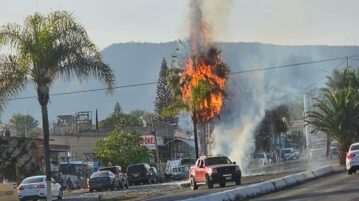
[140,135,156,150]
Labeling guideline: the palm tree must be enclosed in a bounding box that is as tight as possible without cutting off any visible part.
[0,11,114,200]
[306,88,359,165]
[326,69,348,90]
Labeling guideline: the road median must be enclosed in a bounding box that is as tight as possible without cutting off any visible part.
[182,164,343,201]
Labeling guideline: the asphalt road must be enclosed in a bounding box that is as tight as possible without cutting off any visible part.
[63,157,336,201]
[143,158,336,201]
[251,172,359,201]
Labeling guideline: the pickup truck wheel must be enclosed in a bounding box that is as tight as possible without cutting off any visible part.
[206,175,213,189]
[235,178,241,185]
[190,177,198,190]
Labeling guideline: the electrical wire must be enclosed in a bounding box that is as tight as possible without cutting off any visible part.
[5,55,359,101]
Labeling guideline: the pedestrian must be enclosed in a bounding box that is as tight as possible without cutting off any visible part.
[66,177,73,190]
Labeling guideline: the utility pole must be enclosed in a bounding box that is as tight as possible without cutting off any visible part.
[95,109,99,130]
[303,94,310,151]
[151,117,161,172]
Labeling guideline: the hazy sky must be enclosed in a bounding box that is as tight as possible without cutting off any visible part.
[1,0,359,49]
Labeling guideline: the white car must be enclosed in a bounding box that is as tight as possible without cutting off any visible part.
[253,152,271,166]
[18,175,63,201]
[346,142,359,175]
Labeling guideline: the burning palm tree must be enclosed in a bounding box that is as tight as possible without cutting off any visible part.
[164,0,229,159]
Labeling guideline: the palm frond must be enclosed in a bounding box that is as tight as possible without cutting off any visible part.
[0,55,28,112]
[0,23,26,50]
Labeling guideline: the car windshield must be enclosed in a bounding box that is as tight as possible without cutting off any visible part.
[205,157,231,166]
[127,165,146,174]
[90,171,109,178]
[99,167,118,174]
[351,145,359,151]
[282,149,291,154]
[22,177,44,184]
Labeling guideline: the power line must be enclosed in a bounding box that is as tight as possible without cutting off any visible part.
[6,82,158,101]
[5,55,358,101]
[229,56,356,75]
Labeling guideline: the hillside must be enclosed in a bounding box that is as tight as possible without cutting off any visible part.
[2,42,359,124]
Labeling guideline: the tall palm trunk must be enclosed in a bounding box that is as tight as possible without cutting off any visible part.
[193,117,199,159]
[37,85,52,201]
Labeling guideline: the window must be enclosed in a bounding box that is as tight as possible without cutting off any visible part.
[90,171,109,178]
[198,160,204,168]
[351,145,359,151]
[205,157,231,166]
[22,177,44,184]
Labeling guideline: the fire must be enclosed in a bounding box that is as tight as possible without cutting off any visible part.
[180,47,228,122]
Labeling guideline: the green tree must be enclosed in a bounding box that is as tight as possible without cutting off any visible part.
[326,69,348,90]
[256,105,290,152]
[100,102,126,130]
[0,11,114,198]
[9,113,39,137]
[101,102,153,129]
[306,88,359,165]
[126,110,152,127]
[154,58,172,119]
[95,129,151,169]
[326,68,359,90]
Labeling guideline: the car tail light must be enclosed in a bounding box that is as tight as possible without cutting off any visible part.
[17,186,24,191]
[347,153,355,159]
[36,184,45,188]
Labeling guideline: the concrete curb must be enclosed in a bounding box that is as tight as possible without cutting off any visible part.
[182,165,339,201]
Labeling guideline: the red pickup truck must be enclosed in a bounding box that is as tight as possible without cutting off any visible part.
[189,155,241,190]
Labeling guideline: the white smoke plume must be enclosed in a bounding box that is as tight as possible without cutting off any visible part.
[188,0,233,53]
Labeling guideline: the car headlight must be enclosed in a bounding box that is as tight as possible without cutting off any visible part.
[235,166,240,172]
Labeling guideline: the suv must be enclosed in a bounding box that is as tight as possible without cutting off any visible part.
[127,163,153,185]
[98,166,129,189]
[189,155,241,190]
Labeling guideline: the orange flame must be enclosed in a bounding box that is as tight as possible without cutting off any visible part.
[180,48,228,123]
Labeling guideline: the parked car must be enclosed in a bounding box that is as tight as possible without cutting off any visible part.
[281,148,298,160]
[149,167,163,183]
[127,163,153,185]
[253,152,271,166]
[189,155,241,190]
[88,171,120,192]
[165,158,195,181]
[171,166,189,180]
[98,166,129,189]
[17,175,63,201]
[346,142,359,175]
